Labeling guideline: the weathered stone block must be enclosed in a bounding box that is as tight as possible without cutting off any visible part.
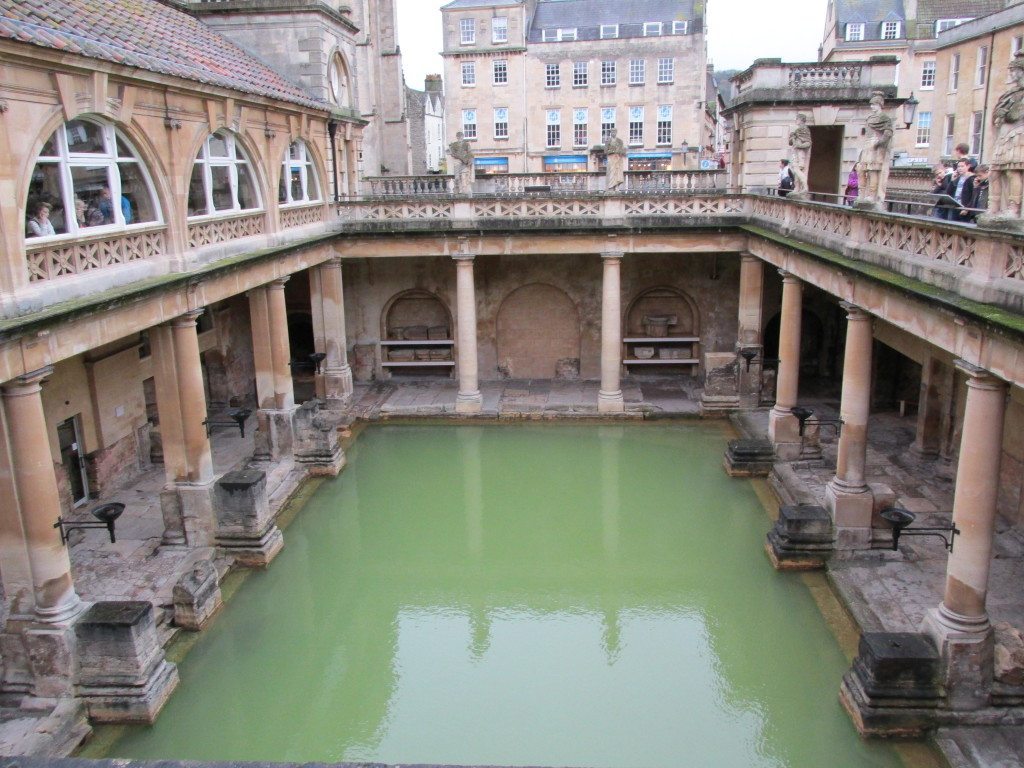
[74,601,178,723]
[173,560,223,631]
[214,469,283,567]
[840,632,942,738]
[293,400,345,476]
[700,352,739,414]
[723,438,774,477]
[765,504,833,570]
[253,408,295,461]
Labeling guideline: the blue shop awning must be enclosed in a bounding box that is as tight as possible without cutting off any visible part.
[475,157,508,166]
[628,152,673,159]
[543,155,588,164]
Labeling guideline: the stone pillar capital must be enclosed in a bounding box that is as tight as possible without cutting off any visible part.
[322,256,343,269]
[171,308,205,329]
[601,250,625,262]
[2,365,55,395]
[778,269,799,283]
[740,252,760,264]
[268,276,290,290]
[452,252,476,263]
[954,360,1006,391]
[839,302,872,322]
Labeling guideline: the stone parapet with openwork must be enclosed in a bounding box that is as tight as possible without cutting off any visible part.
[187,213,266,250]
[25,227,167,283]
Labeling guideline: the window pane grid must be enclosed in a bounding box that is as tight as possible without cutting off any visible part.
[658,58,674,83]
[601,60,616,85]
[916,112,932,146]
[573,62,588,87]
[493,60,508,84]
[546,63,560,87]
[921,61,936,88]
[629,59,645,84]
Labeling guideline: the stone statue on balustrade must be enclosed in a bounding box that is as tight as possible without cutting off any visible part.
[855,92,894,211]
[604,129,627,191]
[787,113,812,199]
[448,132,474,195]
[979,53,1024,231]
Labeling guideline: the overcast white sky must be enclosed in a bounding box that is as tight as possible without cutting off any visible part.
[395,0,828,87]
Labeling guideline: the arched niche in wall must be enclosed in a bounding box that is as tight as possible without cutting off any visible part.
[624,286,700,337]
[380,290,455,376]
[496,283,581,380]
[329,52,353,109]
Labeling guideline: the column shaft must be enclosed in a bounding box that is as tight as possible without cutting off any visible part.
[774,273,802,412]
[2,369,81,621]
[319,258,353,402]
[454,255,482,413]
[248,288,275,409]
[939,366,1008,626]
[171,311,213,484]
[266,278,294,410]
[149,325,188,483]
[737,254,765,408]
[598,252,624,413]
[832,305,873,491]
[768,271,802,456]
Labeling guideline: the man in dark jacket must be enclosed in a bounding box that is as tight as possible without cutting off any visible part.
[971,164,990,218]
[948,159,977,223]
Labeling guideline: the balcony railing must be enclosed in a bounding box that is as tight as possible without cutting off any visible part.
[364,170,726,198]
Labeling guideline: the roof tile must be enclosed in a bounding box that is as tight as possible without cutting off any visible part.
[0,0,329,111]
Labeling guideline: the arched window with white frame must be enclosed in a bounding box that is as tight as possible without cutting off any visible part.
[329,54,352,108]
[25,118,161,239]
[279,141,322,206]
[187,131,262,218]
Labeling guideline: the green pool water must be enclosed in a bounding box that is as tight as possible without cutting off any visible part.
[103,423,935,767]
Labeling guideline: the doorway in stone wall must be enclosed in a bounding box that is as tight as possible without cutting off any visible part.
[56,415,89,507]
[808,125,844,202]
[496,283,580,379]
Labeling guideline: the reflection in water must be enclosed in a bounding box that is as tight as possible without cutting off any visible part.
[108,424,913,768]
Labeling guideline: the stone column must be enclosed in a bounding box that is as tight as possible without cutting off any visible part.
[2,367,82,622]
[922,362,1007,709]
[318,258,354,405]
[267,277,294,411]
[171,310,213,484]
[912,356,948,457]
[768,271,802,458]
[826,303,875,549]
[598,251,625,414]
[247,288,275,410]
[453,254,482,414]
[737,254,765,408]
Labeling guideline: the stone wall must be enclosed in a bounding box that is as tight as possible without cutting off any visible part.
[343,252,742,382]
[86,430,141,499]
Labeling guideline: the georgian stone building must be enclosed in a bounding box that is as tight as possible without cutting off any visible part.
[820,0,1007,159]
[440,0,714,175]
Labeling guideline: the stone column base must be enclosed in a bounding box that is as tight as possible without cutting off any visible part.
[765,504,833,570]
[161,481,216,548]
[22,621,79,699]
[214,470,284,567]
[921,606,995,711]
[172,560,223,631]
[723,439,774,477]
[839,632,942,737]
[323,365,354,407]
[597,390,624,414]
[294,401,346,476]
[253,407,297,461]
[456,391,483,414]
[826,480,874,550]
[74,602,179,724]
[976,213,1024,233]
[768,408,801,460]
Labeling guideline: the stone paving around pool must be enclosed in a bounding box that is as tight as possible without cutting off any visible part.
[2,377,1022,765]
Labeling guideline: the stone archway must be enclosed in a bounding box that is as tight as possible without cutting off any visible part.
[496,283,580,379]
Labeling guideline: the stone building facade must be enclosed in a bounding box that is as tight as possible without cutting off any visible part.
[440,0,713,175]
[189,0,413,179]
[819,0,1007,159]
[406,75,446,174]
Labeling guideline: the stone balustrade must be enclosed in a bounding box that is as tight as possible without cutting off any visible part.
[25,227,167,283]
[787,63,862,89]
[337,192,1024,314]
[729,57,898,105]
[365,170,726,197]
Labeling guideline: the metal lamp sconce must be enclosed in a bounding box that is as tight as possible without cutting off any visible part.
[310,351,327,375]
[738,348,758,371]
[881,506,959,553]
[790,405,843,437]
[54,502,124,546]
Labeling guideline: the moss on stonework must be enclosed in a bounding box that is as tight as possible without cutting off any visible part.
[742,225,1024,338]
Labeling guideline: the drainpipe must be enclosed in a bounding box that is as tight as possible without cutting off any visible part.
[327,119,340,202]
